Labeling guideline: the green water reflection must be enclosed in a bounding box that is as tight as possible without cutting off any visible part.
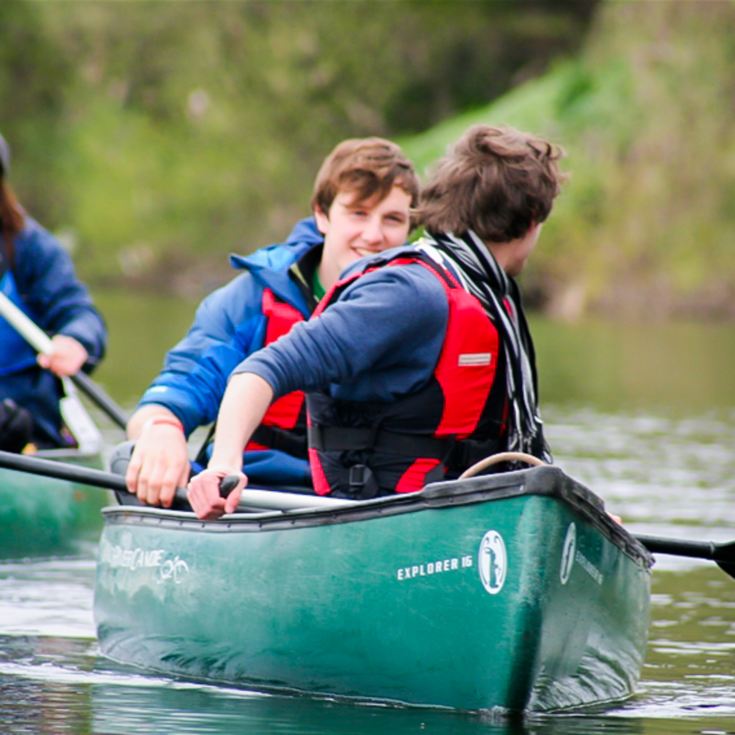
[533,317,735,416]
[92,289,198,407]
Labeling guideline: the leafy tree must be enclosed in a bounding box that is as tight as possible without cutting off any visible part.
[0,0,595,288]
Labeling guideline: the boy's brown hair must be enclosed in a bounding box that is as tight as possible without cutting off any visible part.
[311,137,419,215]
[418,124,566,243]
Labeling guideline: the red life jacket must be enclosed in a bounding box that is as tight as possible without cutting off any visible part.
[306,251,508,498]
[246,288,308,457]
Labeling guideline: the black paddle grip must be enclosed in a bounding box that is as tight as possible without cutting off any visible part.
[219,474,242,498]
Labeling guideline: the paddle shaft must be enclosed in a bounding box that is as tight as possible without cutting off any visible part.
[0,450,354,512]
[635,534,718,561]
[0,449,126,491]
[68,371,128,430]
[634,533,735,579]
[0,291,128,430]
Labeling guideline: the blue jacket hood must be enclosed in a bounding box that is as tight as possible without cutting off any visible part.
[227,217,323,309]
[229,217,322,273]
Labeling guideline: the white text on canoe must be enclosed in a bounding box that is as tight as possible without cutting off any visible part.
[396,555,473,581]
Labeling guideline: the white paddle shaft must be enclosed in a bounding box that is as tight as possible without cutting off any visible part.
[0,290,102,451]
[0,291,54,354]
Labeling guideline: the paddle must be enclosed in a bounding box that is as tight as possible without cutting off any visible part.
[0,291,129,430]
[0,451,354,513]
[634,534,735,579]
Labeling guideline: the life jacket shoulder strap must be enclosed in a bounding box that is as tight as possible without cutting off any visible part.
[261,288,304,344]
[252,287,307,447]
[314,247,461,318]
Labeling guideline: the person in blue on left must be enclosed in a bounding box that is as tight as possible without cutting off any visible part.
[0,131,107,451]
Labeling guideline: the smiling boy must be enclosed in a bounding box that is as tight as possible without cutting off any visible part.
[123,138,418,507]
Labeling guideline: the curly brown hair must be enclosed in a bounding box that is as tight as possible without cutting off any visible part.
[417,125,566,243]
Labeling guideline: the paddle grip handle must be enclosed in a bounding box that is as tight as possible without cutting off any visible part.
[219,474,242,498]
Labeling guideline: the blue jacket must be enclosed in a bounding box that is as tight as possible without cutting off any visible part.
[0,217,107,446]
[138,217,323,485]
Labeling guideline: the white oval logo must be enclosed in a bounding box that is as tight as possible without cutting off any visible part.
[478,530,507,595]
[560,522,576,585]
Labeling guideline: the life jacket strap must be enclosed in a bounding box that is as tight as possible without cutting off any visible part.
[308,424,450,459]
[445,436,504,472]
[308,424,507,475]
[250,424,308,458]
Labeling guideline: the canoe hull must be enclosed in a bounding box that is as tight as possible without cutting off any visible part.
[94,466,652,712]
[0,448,107,558]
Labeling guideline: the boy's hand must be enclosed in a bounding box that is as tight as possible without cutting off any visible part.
[188,468,247,520]
[125,420,190,508]
[38,335,88,377]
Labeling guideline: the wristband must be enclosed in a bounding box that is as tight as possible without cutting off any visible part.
[143,415,184,433]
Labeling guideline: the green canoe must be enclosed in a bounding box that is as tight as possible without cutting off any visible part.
[94,466,653,713]
[0,446,108,558]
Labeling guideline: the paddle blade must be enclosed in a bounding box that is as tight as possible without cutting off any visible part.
[714,542,735,579]
[636,534,735,581]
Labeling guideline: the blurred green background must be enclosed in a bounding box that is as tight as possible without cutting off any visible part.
[2,0,734,321]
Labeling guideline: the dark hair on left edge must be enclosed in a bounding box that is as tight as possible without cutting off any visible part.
[0,133,25,265]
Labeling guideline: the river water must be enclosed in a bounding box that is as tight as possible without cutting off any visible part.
[1,300,733,734]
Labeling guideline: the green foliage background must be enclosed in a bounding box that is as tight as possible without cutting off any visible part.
[403,1,735,319]
[2,0,733,319]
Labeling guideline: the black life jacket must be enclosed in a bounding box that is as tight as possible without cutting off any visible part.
[306,251,509,499]
[247,288,308,458]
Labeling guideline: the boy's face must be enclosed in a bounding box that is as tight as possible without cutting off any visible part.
[315,185,412,276]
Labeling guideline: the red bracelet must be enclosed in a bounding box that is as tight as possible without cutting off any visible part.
[144,416,184,432]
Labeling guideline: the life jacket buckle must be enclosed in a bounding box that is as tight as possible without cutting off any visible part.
[348,464,368,494]
[347,463,380,499]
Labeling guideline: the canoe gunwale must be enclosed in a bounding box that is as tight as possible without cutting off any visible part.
[101,466,653,571]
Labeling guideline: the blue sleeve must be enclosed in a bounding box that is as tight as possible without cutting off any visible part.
[138,272,266,434]
[237,264,449,403]
[14,220,107,368]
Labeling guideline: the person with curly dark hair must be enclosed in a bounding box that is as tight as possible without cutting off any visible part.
[122,137,418,507]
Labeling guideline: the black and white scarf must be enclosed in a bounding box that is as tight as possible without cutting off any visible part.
[417,229,551,462]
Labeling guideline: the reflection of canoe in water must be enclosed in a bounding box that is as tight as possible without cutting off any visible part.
[94,465,652,713]
[0,446,107,558]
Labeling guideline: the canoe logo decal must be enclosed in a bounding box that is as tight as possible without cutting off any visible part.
[560,523,576,585]
[478,530,507,595]
[396,554,473,581]
[158,555,190,584]
[99,538,190,585]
